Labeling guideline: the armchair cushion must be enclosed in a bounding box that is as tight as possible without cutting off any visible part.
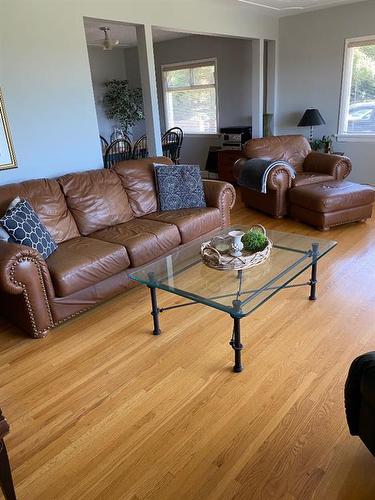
[292,173,334,187]
[303,152,352,179]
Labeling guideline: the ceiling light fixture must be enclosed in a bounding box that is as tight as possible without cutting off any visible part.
[238,0,304,11]
[98,26,120,51]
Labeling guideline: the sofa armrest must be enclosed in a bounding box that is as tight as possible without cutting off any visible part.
[0,241,55,337]
[202,180,236,228]
[345,352,375,436]
[303,152,352,179]
[234,158,292,191]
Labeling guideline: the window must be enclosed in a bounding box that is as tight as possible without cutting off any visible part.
[339,36,375,139]
[162,59,218,135]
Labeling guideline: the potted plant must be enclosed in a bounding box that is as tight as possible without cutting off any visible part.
[103,79,144,138]
[310,134,334,153]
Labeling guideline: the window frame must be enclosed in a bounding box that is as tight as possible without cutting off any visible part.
[337,34,375,142]
[161,58,220,137]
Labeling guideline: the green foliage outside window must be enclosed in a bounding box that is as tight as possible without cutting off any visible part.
[351,45,375,103]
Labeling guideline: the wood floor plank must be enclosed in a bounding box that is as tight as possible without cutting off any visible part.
[1,192,375,499]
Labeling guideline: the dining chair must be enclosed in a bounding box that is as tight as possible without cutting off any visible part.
[161,131,180,164]
[100,135,109,156]
[104,138,133,168]
[132,135,148,160]
[164,127,184,164]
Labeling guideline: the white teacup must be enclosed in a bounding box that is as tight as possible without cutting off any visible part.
[228,230,245,257]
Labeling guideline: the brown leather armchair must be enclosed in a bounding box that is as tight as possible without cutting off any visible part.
[235,135,352,218]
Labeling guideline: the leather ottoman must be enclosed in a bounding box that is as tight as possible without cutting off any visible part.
[289,180,375,230]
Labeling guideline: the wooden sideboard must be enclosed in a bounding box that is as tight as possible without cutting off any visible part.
[206,149,244,183]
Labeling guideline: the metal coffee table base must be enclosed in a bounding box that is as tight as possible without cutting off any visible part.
[146,245,319,373]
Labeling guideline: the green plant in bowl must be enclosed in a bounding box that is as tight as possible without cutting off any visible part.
[242,229,268,253]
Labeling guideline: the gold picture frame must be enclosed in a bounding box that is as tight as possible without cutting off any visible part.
[0,89,17,170]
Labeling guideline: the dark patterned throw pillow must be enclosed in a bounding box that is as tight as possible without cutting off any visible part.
[0,199,58,259]
[0,226,15,243]
[0,197,22,243]
[154,164,206,211]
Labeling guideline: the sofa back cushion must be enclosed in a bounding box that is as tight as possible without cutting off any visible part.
[0,179,80,243]
[113,156,173,217]
[58,168,133,235]
[244,135,311,173]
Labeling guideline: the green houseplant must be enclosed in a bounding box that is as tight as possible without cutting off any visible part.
[310,135,334,153]
[103,79,144,136]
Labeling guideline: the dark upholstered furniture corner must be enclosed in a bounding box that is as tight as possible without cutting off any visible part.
[345,352,375,456]
[234,135,352,218]
[0,157,236,338]
[0,410,16,500]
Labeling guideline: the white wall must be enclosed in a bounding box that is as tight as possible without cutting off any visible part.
[124,34,253,167]
[0,0,277,184]
[87,46,127,142]
[277,0,375,184]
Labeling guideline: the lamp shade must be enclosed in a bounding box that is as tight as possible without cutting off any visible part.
[297,108,326,127]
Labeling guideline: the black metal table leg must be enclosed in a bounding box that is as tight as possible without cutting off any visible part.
[148,286,161,335]
[230,299,243,372]
[309,242,319,301]
[230,316,243,372]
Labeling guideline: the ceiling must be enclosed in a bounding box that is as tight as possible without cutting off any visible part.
[236,0,364,15]
[85,1,363,47]
[84,19,189,48]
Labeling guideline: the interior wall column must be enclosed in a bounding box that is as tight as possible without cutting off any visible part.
[251,38,265,138]
[136,25,162,156]
[265,40,277,135]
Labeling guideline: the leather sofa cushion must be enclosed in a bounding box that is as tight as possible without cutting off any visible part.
[58,169,134,235]
[88,219,181,267]
[289,180,375,213]
[142,207,221,243]
[292,173,334,187]
[0,179,80,243]
[244,135,311,173]
[47,236,130,297]
[113,156,173,217]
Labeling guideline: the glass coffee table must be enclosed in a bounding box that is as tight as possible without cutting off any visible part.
[129,227,336,373]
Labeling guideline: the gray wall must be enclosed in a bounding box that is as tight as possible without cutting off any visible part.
[277,0,375,184]
[125,34,253,167]
[0,0,277,184]
[87,46,127,142]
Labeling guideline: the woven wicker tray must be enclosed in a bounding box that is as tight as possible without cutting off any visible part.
[201,224,272,271]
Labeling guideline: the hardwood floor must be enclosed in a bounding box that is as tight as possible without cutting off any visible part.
[1,194,375,499]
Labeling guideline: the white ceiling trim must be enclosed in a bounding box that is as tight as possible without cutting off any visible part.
[238,0,303,11]
[237,0,365,15]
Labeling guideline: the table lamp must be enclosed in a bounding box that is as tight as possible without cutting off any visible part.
[297,108,326,141]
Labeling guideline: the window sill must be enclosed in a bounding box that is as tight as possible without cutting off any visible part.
[336,134,375,143]
[184,133,221,138]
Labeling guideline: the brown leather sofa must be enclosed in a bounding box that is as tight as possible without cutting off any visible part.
[235,135,352,218]
[0,157,236,338]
